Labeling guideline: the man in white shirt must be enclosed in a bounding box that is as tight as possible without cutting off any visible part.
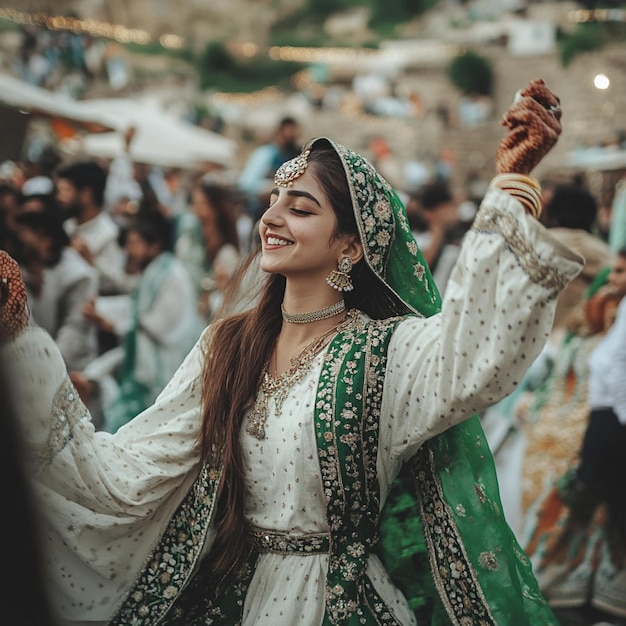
[15,207,99,372]
[56,160,134,296]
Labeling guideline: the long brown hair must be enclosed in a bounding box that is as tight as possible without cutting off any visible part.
[195,182,241,259]
[198,139,410,581]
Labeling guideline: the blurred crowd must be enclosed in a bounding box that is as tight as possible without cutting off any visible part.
[11,23,106,96]
[1,109,626,624]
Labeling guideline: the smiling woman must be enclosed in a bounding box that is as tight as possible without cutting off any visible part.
[258,155,363,321]
[0,80,585,626]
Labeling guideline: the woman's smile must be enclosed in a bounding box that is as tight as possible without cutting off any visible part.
[264,234,295,248]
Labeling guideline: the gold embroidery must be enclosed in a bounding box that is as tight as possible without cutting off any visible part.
[30,377,89,468]
[478,551,499,571]
[472,206,571,298]
[414,449,496,625]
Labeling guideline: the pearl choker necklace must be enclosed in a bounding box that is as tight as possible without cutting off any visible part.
[281,300,346,324]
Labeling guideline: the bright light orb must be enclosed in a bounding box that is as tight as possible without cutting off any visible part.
[594,74,610,90]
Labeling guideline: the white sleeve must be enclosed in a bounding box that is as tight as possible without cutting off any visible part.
[3,326,208,505]
[1,325,212,620]
[380,187,584,467]
[103,153,143,212]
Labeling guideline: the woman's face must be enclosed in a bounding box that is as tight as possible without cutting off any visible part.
[607,253,626,298]
[193,187,223,224]
[124,230,160,272]
[258,167,355,284]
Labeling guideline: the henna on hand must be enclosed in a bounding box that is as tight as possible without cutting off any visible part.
[495,79,562,175]
[0,251,29,341]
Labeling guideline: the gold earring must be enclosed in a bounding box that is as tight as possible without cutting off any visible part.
[326,256,353,292]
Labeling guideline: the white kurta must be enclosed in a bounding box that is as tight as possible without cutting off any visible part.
[2,188,583,625]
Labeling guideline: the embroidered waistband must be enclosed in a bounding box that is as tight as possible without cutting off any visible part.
[249,529,330,555]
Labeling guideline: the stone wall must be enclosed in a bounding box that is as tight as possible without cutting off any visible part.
[304,41,625,195]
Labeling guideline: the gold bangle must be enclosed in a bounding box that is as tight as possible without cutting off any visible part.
[497,183,543,213]
[506,191,541,218]
[515,195,541,219]
[492,173,541,191]
[491,181,542,218]
[492,178,542,206]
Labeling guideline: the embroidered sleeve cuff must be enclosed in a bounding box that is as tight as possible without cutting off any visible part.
[474,187,584,298]
[0,328,72,465]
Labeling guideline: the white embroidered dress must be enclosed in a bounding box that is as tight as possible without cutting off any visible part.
[3,189,582,625]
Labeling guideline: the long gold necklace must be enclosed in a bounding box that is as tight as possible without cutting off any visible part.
[245,310,358,440]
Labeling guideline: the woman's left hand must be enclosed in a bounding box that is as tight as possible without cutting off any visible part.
[0,251,29,342]
[495,78,562,175]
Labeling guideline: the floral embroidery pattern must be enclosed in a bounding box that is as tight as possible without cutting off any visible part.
[478,551,499,571]
[317,138,439,316]
[412,448,497,625]
[473,205,571,298]
[316,316,404,625]
[162,553,256,626]
[336,143,394,279]
[109,464,221,626]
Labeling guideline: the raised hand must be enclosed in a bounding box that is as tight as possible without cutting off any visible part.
[0,250,29,342]
[495,79,562,175]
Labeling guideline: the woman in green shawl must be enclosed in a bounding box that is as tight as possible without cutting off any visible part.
[1,79,582,625]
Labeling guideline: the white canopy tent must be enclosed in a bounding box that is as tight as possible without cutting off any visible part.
[0,75,236,169]
[566,146,626,172]
[67,98,238,169]
[0,73,115,132]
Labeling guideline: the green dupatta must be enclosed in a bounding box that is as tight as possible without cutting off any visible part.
[319,137,557,624]
[312,311,556,625]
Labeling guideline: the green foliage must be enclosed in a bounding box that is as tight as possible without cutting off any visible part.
[268,31,338,47]
[368,0,438,27]
[197,41,305,92]
[558,23,606,67]
[447,50,494,96]
[269,0,363,45]
[270,0,439,44]
[124,41,195,63]
[306,0,361,20]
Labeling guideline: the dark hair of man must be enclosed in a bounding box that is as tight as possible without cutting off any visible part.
[56,161,107,208]
[419,180,452,211]
[198,139,410,582]
[0,183,20,204]
[21,193,57,213]
[278,116,298,129]
[545,184,598,232]
[121,212,174,253]
[16,208,70,266]
[0,206,9,250]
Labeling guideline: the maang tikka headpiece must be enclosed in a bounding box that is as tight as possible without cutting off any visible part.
[274,149,311,187]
